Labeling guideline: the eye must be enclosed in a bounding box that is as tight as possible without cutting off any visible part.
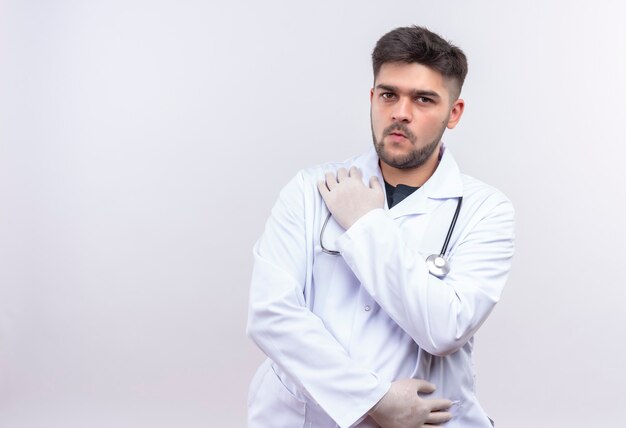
[416,96,433,104]
[380,92,396,101]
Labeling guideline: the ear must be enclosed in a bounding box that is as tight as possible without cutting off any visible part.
[446,98,465,129]
[369,88,374,102]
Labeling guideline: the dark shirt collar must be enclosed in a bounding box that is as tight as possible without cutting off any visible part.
[384,181,420,209]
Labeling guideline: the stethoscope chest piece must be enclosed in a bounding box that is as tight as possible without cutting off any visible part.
[425,254,450,278]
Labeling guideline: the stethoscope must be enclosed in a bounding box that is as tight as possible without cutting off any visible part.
[320,197,463,278]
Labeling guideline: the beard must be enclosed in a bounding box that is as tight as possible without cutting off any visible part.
[371,121,446,169]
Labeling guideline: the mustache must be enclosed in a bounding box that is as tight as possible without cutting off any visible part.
[382,123,416,141]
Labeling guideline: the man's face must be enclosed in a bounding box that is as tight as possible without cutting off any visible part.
[370,62,464,170]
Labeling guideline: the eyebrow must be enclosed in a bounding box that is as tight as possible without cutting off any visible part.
[375,84,441,99]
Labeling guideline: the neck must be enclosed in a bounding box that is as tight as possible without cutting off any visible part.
[380,148,441,187]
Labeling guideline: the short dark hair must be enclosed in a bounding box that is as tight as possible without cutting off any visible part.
[372,26,468,99]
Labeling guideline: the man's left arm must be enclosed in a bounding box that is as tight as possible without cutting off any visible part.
[339,200,514,356]
[319,167,515,357]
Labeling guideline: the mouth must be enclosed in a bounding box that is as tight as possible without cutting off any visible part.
[387,131,409,142]
[389,131,406,138]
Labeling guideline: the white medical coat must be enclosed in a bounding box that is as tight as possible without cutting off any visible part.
[247,147,515,427]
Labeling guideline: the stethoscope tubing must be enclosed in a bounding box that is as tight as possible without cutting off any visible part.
[320,212,340,255]
[439,196,463,257]
[320,197,463,277]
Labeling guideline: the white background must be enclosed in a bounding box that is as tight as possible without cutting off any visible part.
[1,1,625,427]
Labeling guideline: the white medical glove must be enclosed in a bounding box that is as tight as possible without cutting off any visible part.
[368,379,453,428]
[317,166,384,230]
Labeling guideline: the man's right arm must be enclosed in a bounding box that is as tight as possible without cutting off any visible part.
[247,172,389,428]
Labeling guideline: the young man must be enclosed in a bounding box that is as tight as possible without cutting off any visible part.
[247,26,514,428]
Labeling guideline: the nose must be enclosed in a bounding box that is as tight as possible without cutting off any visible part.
[392,97,412,122]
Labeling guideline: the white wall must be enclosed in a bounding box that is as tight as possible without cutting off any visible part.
[1,1,625,426]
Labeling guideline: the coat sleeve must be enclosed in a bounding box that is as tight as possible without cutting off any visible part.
[335,196,515,357]
[246,172,390,428]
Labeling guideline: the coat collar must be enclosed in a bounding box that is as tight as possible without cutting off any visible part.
[356,145,463,218]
